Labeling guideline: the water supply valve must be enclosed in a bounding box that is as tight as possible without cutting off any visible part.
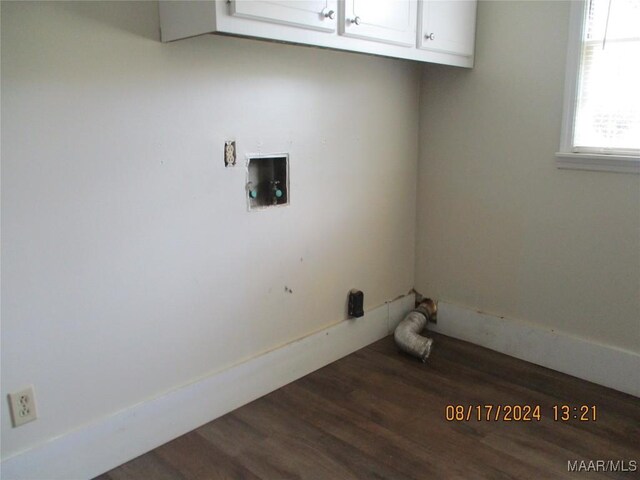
[271,180,283,204]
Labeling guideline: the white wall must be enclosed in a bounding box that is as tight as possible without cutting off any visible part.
[416,1,640,354]
[0,1,419,459]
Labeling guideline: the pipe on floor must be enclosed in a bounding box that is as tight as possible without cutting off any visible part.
[393,299,437,362]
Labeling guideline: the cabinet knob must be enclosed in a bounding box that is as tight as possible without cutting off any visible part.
[322,9,336,20]
[425,33,435,40]
[349,16,361,26]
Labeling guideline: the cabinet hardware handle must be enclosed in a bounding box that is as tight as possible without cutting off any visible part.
[350,16,361,25]
[322,9,336,20]
[425,33,435,40]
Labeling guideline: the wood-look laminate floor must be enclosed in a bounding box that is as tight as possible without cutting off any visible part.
[96,333,639,480]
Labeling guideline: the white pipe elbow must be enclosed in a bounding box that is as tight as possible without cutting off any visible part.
[393,300,436,362]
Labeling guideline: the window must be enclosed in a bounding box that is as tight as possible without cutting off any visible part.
[557,0,640,173]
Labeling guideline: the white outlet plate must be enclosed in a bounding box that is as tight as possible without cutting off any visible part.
[8,386,38,427]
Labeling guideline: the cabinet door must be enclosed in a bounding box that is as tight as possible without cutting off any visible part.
[230,1,338,32]
[340,0,417,46]
[418,0,476,56]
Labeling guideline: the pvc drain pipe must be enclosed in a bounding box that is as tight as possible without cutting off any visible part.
[394,299,437,362]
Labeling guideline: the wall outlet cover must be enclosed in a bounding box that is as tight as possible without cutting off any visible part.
[8,386,38,427]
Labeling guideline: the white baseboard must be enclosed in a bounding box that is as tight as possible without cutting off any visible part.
[1,294,415,480]
[429,301,640,398]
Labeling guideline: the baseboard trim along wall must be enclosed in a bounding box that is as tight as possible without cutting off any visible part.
[0,294,416,480]
[429,301,640,398]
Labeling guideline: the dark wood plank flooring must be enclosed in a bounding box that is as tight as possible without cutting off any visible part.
[96,333,639,479]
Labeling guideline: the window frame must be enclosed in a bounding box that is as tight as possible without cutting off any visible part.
[556,0,640,174]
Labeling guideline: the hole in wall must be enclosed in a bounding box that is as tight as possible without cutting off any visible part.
[246,154,289,210]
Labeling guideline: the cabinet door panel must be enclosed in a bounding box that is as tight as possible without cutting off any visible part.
[340,0,417,46]
[230,1,337,32]
[418,0,476,56]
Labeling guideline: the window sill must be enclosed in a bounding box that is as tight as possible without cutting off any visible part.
[555,152,640,174]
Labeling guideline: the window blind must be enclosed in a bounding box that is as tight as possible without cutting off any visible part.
[573,0,640,155]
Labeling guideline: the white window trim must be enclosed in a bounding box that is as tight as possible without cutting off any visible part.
[556,0,640,174]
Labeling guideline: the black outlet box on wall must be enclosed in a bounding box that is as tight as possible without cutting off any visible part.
[348,289,364,318]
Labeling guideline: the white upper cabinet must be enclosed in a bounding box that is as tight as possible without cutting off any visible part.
[340,0,417,46]
[418,0,477,56]
[159,0,477,68]
[230,1,338,32]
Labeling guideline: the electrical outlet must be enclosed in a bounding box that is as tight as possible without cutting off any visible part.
[8,386,38,427]
[224,141,236,167]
